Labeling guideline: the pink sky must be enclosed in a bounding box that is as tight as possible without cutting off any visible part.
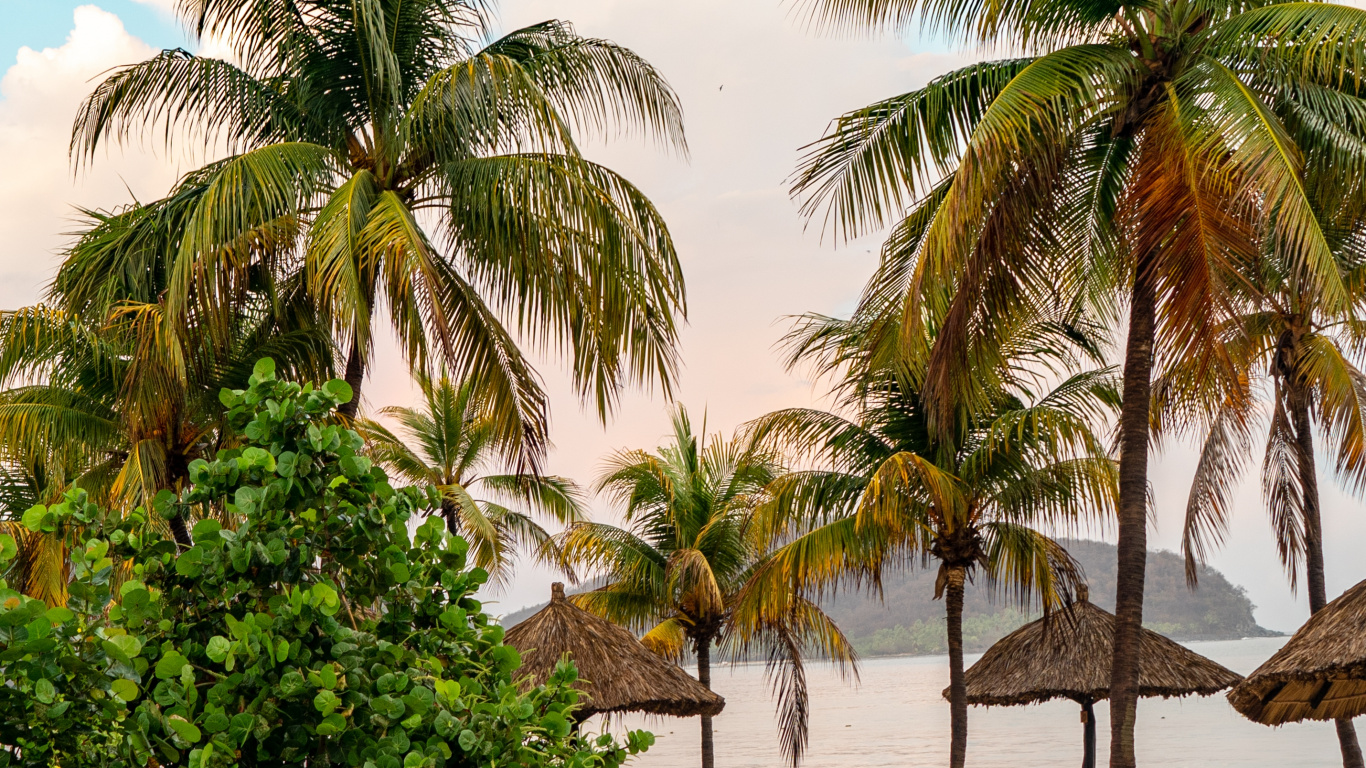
[2,3,1363,631]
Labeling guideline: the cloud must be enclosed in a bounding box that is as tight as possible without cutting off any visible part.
[0,5,182,310]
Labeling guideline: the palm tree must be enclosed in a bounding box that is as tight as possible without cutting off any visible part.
[1177,200,1366,765]
[0,200,334,550]
[557,407,857,768]
[357,371,585,587]
[0,457,74,606]
[742,309,1116,768]
[71,0,688,467]
[790,3,1366,763]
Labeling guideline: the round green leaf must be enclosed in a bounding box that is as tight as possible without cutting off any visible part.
[110,678,139,702]
[33,678,56,704]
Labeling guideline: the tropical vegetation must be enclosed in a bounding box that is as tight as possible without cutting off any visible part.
[0,199,333,595]
[790,1,1366,764]
[740,294,1118,767]
[71,0,689,469]
[557,407,858,768]
[1178,170,1366,763]
[4,0,1366,766]
[359,372,586,587]
[0,361,654,767]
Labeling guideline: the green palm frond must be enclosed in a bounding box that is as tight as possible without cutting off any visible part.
[485,21,686,151]
[70,48,320,164]
[792,59,1030,238]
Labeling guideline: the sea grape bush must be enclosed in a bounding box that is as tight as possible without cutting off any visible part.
[0,360,653,767]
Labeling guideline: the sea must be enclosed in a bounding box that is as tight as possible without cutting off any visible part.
[588,637,1351,767]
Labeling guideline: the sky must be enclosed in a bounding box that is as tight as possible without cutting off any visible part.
[0,1,1363,633]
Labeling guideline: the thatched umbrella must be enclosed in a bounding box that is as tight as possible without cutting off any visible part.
[1229,579,1366,725]
[948,587,1241,768]
[504,583,725,719]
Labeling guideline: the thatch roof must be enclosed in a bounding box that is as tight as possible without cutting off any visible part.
[1229,579,1366,725]
[503,583,725,718]
[950,593,1242,706]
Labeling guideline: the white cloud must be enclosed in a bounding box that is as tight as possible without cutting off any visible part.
[0,5,183,309]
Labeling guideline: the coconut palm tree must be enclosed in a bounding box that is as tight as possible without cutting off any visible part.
[0,198,334,550]
[742,308,1117,768]
[557,407,857,768]
[357,371,585,587]
[70,0,689,468]
[791,3,1366,763]
[1177,198,1366,764]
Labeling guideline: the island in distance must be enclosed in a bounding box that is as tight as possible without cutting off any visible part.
[500,541,1278,659]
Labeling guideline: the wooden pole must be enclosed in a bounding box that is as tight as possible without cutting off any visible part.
[1082,698,1097,768]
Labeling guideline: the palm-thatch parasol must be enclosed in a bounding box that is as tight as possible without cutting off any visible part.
[947,586,1241,768]
[1229,579,1366,725]
[504,583,725,719]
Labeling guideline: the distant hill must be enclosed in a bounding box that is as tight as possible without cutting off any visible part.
[497,540,1278,658]
[824,539,1279,657]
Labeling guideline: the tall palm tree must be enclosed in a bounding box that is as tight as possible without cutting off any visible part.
[790,3,1366,763]
[358,371,585,587]
[71,0,689,466]
[742,309,1116,768]
[557,407,857,768]
[1177,201,1366,765]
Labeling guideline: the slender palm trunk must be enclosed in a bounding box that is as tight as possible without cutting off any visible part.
[1110,260,1156,768]
[168,515,193,550]
[1081,698,1097,768]
[945,566,969,768]
[441,499,460,536]
[1288,383,1365,768]
[166,452,192,550]
[697,635,716,768]
[337,337,366,419]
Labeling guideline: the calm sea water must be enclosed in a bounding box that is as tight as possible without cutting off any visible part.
[588,637,1352,767]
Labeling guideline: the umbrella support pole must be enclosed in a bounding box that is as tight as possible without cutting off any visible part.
[1080,699,1096,768]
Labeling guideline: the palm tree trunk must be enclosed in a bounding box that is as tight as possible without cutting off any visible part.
[166,452,192,550]
[337,337,365,419]
[1110,259,1156,768]
[1288,383,1365,768]
[168,515,193,550]
[441,499,460,535]
[945,566,969,768]
[1081,698,1097,768]
[697,634,715,768]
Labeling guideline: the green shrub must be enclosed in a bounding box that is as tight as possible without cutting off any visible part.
[0,360,652,767]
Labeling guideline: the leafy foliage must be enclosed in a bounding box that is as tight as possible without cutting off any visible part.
[559,407,857,766]
[0,360,652,767]
[358,372,584,588]
[72,0,690,457]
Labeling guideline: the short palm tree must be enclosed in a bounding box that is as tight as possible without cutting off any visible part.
[72,0,689,465]
[558,407,857,768]
[0,457,75,606]
[791,3,1366,763]
[358,372,585,587]
[741,303,1117,768]
[0,200,333,549]
[1178,196,1366,763]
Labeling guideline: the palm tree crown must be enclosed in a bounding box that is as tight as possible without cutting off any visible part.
[743,308,1117,768]
[359,372,585,587]
[72,0,690,466]
[559,407,857,768]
